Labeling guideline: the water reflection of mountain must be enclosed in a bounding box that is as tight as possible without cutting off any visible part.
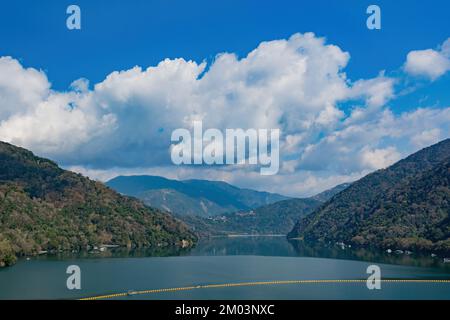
[191,236,298,257]
[31,245,192,262]
[288,239,450,270]
[29,236,450,272]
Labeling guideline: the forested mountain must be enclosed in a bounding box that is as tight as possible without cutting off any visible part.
[179,197,322,236]
[311,183,351,202]
[288,139,450,253]
[176,183,350,237]
[106,175,289,216]
[0,142,196,267]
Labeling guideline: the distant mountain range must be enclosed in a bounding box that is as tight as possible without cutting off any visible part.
[288,139,450,253]
[175,183,351,236]
[0,142,196,267]
[106,175,289,216]
[3,136,447,267]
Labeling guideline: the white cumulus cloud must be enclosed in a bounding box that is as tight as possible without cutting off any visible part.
[0,33,449,197]
[404,38,450,80]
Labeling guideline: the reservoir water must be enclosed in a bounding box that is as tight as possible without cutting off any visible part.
[1,236,449,300]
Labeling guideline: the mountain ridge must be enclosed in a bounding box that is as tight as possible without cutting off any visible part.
[106,175,289,216]
[177,182,349,237]
[0,141,196,267]
[288,139,450,253]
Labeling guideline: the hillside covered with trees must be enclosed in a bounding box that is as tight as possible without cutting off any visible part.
[288,139,450,253]
[178,186,349,237]
[106,175,289,217]
[0,142,196,267]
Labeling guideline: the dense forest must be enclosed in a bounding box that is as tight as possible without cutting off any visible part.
[289,139,450,253]
[178,198,321,237]
[177,184,352,237]
[106,175,288,217]
[0,142,196,267]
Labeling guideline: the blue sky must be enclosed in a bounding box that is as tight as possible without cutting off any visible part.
[0,0,449,196]
[0,0,448,90]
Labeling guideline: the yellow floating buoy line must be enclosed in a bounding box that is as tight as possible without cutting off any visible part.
[78,278,450,300]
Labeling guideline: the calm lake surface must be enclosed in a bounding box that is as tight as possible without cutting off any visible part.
[1,236,450,300]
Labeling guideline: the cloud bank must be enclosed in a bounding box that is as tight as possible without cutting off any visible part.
[0,33,449,197]
[404,38,450,80]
